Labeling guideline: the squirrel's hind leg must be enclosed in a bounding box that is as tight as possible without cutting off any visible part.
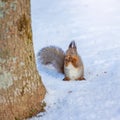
[76,77,86,81]
[63,77,70,81]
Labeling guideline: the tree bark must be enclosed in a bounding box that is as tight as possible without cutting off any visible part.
[0,0,46,119]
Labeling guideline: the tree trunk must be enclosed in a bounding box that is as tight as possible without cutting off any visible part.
[0,0,46,119]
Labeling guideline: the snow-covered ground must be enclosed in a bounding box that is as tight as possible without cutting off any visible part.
[30,0,120,120]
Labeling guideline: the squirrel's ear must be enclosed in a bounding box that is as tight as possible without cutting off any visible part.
[69,40,76,49]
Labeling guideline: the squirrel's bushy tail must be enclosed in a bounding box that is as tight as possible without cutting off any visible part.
[37,46,65,73]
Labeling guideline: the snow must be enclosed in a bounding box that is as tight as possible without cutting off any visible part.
[30,0,120,120]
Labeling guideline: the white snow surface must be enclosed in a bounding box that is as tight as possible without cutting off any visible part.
[30,0,120,120]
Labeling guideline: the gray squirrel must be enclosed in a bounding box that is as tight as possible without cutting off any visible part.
[38,41,85,81]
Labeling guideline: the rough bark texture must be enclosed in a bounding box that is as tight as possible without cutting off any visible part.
[0,0,46,119]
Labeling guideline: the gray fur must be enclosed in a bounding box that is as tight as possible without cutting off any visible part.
[37,46,65,73]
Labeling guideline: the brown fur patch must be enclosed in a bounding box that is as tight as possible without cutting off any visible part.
[64,55,78,68]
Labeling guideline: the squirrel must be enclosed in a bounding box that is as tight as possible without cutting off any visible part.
[38,41,85,81]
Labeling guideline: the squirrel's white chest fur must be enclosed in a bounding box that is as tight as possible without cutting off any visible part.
[64,63,82,80]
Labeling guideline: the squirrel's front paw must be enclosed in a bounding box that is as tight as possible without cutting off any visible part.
[71,56,78,67]
[64,56,71,66]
